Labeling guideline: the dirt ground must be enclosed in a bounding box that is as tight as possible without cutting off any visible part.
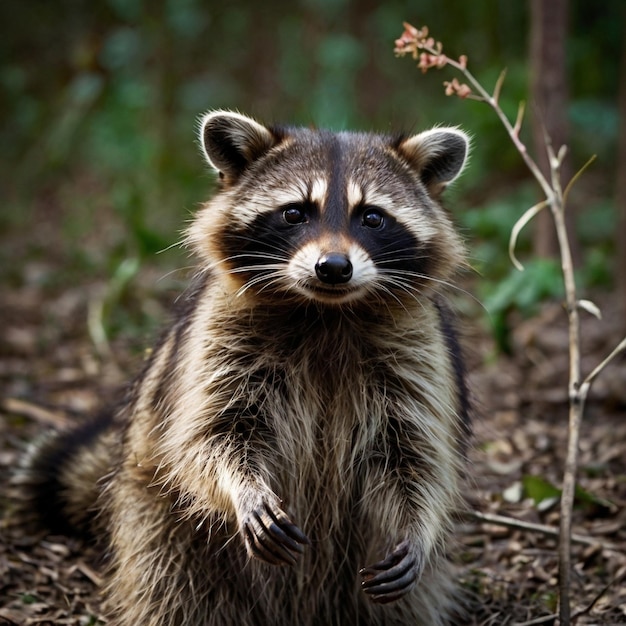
[1,243,625,624]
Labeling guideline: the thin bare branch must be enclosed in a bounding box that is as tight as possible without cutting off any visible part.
[571,574,626,620]
[492,68,507,105]
[583,337,626,387]
[515,613,558,626]
[563,154,597,207]
[468,510,620,550]
[1,397,71,428]
[512,100,526,139]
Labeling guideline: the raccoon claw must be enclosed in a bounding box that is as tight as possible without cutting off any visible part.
[243,501,309,566]
[360,540,421,604]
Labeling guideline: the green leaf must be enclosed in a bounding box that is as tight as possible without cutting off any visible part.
[573,484,615,513]
[522,475,615,513]
[522,474,561,505]
[20,593,39,605]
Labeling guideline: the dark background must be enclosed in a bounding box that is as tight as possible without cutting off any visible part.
[1,0,622,337]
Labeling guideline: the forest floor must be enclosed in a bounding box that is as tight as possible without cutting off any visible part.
[1,224,625,625]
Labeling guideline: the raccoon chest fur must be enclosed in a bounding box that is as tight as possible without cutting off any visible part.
[147,295,460,547]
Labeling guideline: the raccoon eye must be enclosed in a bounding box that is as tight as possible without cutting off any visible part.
[282,204,307,225]
[362,207,384,229]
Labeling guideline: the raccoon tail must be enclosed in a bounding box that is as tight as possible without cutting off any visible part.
[13,409,118,539]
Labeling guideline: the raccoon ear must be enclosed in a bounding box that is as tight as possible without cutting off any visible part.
[397,128,469,192]
[199,111,278,181]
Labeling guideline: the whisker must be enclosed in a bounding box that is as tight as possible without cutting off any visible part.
[372,283,412,317]
[157,266,199,283]
[228,264,286,275]
[155,238,187,255]
[223,252,289,264]
[235,271,289,298]
[225,233,294,250]
[380,268,484,309]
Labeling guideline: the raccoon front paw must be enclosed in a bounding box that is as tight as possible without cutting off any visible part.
[360,540,422,604]
[242,501,310,566]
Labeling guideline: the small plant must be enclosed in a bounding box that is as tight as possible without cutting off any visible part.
[394,22,626,625]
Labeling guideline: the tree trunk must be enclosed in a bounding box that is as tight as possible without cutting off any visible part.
[529,0,578,262]
[617,15,626,327]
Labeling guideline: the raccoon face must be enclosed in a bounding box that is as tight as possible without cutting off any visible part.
[189,111,469,306]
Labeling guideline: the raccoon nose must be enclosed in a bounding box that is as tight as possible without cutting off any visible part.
[315,253,353,285]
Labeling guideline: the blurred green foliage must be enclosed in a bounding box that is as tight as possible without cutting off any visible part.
[464,187,617,351]
[0,0,622,342]
[522,473,615,513]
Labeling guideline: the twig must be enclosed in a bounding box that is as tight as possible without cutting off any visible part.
[70,561,104,587]
[515,614,557,626]
[468,510,619,551]
[547,152,580,626]
[583,337,626,387]
[562,155,596,206]
[1,397,70,428]
[497,569,622,626]
[571,574,624,620]
[512,101,526,140]
[492,69,507,106]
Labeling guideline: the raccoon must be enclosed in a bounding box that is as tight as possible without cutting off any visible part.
[20,111,471,626]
